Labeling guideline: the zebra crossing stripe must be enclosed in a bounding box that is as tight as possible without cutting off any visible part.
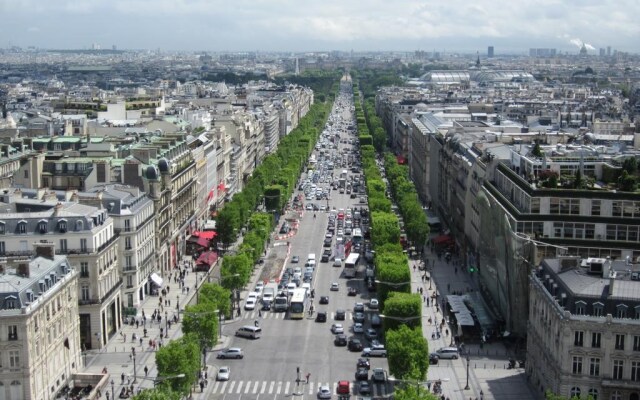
[244,380,252,394]
[284,381,290,394]
[276,381,283,394]
[252,381,259,394]
[236,380,243,394]
[226,381,234,393]
[259,381,266,394]
[212,381,220,393]
[308,382,314,395]
[268,381,275,394]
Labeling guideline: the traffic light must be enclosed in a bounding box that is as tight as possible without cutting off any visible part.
[469,266,476,273]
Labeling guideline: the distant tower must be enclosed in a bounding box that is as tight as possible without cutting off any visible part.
[488,46,494,58]
[579,44,588,56]
[476,51,481,68]
[294,57,300,76]
[607,46,611,57]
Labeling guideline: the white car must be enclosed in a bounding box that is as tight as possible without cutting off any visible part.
[216,366,230,381]
[369,299,379,310]
[317,385,332,399]
[330,282,339,291]
[331,323,344,334]
[244,298,257,310]
[353,322,364,333]
[255,282,265,292]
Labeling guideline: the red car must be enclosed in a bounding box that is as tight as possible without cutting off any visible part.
[337,380,350,394]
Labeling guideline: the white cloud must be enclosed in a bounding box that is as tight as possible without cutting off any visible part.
[0,0,638,51]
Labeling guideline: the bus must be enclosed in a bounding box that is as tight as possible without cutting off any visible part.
[289,288,308,319]
[344,252,360,278]
[352,228,363,244]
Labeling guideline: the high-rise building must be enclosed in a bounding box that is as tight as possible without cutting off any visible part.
[607,46,611,56]
[600,48,606,57]
[488,46,494,58]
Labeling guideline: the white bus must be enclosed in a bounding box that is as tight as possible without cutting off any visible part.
[352,228,363,244]
[344,252,360,278]
[289,288,308,319]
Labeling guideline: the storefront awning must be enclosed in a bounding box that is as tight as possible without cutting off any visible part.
[150,272,163,287]
[433,234,454,245]
[196,251,218,266]
[193,230,217,240]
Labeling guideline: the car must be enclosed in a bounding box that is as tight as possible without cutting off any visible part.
[435,347,460,359]
[323,238,333,247]
[354,302,365,312]
[352,322,364,333]
[306,203,314,210]
[360,197,367,204]
[255,282,265,292]
[335,309,346,320]
[355,367,369,381]
[369,298,379,309]
[261,300,272,311]
[429,353,439,365]
[317,385,332,399]
[334,334,347,346]
[372,368,386,382]
[244,298,257,310]
[365,328,378,341]
[333,258,342,267]
[337,380,350,395]
[217,348,244,359]
[216,366,230,381]
[315,311,327,323]
[331,324,344,334]
[330,282,339,291]
[347,287,358,296]
[348,337,363,351]
[291,255,300,263]
[362,345,387,357]
[353,312,365,323]
[359,381,371,395]
[370,314,382,328]
[357,358,370,370]
[319,295,329,304]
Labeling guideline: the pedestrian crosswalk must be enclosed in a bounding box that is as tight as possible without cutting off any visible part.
[209,380,389,396]
[242,310,360,320]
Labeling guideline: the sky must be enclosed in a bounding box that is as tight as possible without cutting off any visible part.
[1,0,639,54]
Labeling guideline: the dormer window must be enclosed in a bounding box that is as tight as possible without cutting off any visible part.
[38,220,47,234]
[75,220,83,231]
[593,302,604,317]
[58,220,67,233]
[4,295,17,310]
[17,221,27,234]
[575,300,586,316]
[617,304,629,319]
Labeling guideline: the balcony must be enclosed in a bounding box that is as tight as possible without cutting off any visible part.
[79,278,122,306]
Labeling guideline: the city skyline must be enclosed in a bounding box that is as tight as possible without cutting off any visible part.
[0,0,639,53]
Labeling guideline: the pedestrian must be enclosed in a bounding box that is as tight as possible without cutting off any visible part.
[413,264,416,272]
[258,309,262,317]
[306,373,311,383]
[254,320,259,327]
[123,333,127,342]
[199,380,205,392]
[144,366,148,376]
[135,320,139,329]
[121,373,125,384]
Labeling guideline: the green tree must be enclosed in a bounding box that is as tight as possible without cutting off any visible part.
[622,157,638,174]
[155,334,201,395]
[132,388,182,400]
[618,170,637,191]
[544,389,586,400]
[382,292,422,331]
[531,141,543,157]
[392,382,440,400]
[182,302,219,349]
[574,169,583,189]
[370,211,401,248]
[386,325,429,380]
[215,206,240,249]
[198,283,231,319]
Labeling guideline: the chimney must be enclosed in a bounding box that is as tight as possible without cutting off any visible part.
[33,242,55,260]
[37,187,46,200]
[607,257,616,297]
[53,202,64,216]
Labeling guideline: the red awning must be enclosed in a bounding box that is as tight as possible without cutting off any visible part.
[193,231,217,240]
[195,237,210,248]
[396,155,406,164]
[433,235,454,245]
[196,251,218,266]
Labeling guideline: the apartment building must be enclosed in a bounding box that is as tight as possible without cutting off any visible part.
[0,190,121,350]
[0,250,81,400]
[528,257,640,400]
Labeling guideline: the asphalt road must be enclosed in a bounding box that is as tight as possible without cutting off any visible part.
[205,86,389,400]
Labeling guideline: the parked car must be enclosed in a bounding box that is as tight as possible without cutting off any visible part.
[362,345,387,357]
[291,256,300,263]
[348,337,363,351]
[347,287,358,296]
[369,298,379,309]
[352,323,364,333]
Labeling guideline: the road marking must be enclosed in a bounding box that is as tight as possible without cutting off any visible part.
[212,381,220,393]
[276,381,282,394]
[236,380,244,394]
[284,381,290,394]
[245,380,252,394]
[225,381,234,393]
[332,382,338,393]
[260,381,267,394]
[268,381,275,394]
[308,382,314,394]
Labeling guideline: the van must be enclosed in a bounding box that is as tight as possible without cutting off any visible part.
[235,325,262,339]
[307,253,316,263]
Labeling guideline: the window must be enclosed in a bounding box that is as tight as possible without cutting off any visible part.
[574,331,584,347]
[38,221,47,234]
[81,286,89,301]
[0,241,4,254]
[593,303,604,317]
[59,239,67,252]
[575,301,586,315]
[592,332,602,348]
[591,200,601,216]
[80,238,87,252]
[634,336,640,351]
[613,201,622,217]
[573,356,583,374]
[0,223,4,235]
[125,237,132,250]
[615,334,625,350]
[617,304,628,319]
[610,390,622,400]
[58,220,67,233]
[17,222,26,234]
[585,224,595,239]
[632,361,640,381]
[613,360,624,380]
[8,325,17,340]
[589,358,600,376]
[9,350,19,367]
[570,387,581,398]
[588,388,598,400]
[125,219,131,232]
[75,220,83,231]
[80,263,89,278]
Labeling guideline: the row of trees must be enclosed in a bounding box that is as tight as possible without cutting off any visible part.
[353,81,433,399]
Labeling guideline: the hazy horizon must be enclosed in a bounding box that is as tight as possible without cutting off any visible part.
[1,0,639,54]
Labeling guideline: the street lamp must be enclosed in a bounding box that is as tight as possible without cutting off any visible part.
[132,350,137,383]
[375,280,412,289]
[110,379,114,400]
[176,295,180,322]
[165,311,169,338]
[153,373,186,387]
[464,353,471,390]
[378,314,423,323]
